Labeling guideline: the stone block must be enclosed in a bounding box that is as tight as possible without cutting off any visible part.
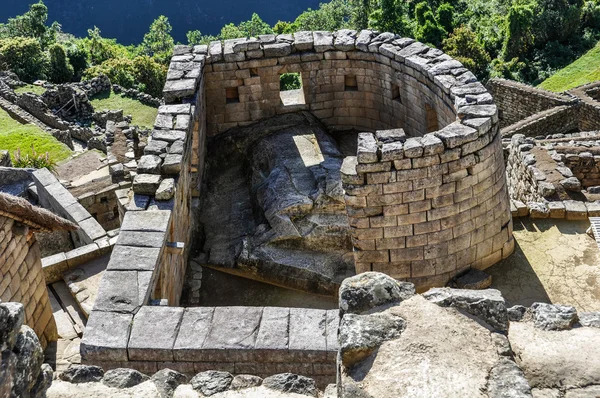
[202,306,263,361]
[106,245,161,271]
[263,43,292,58]
[78,217,106,241]
[547,201,566,218]
[162,154,183,175]
[93,270,151,313]
[163,79,197,103]
[357,133,378,164]
[42,252,67,284]
[435,123,478,148]
[293,31,314,51]
[120,210,171,232]
[81,311,133,362]
[132,174,162,195]
[288,308,327,362]
[564,200,587,220]
[128,306,184,361]
[314,31,334,52]
[254,307,290,362]
[173,307,215,361]
[151,130,187,143]
[65,243,101,268]
[137,155,162,174]
[32,167,57,187]
[115,230,166,248]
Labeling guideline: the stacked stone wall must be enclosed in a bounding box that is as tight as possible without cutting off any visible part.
[78,182,127,232]
[505,136,544,204]
[0,215,57,348]
[486,78,576,129]
[500,105,579,138]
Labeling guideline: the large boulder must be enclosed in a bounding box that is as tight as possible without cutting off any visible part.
[339,272,415,315]
[531,303,578,331]
[190,371,233,396]
[151,369,187,398]
[102,368,149,388]
[59,365,104,384]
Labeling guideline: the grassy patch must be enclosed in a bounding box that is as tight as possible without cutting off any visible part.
[13,84,47,96]
[0,108,71,164]
[539,42,600,92]
[90,91,158,129]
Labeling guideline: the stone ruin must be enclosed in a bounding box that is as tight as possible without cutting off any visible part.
[3,29,600,398]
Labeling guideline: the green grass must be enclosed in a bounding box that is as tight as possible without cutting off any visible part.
[539,42,600,92]
[13,84,47,96]
[90,91,158,129]
[0,108,72,164]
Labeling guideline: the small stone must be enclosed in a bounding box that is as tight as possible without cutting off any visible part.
[588,186,600,194]
[137,155,162,174]
[191,371,233,396]
[531,303,578,331]
[537,181,556,197]
[339,272,415,316]
[133,174,161,195]
[579,312,600,328]
[230,374,262,390]
[560,177,582,192]
[508,305,528,322]
[155,178,175,201]
[151,369,187,398]
[59,365,104,383]
[102,368,149,388]
[263,373,318,397]
[486,358,532,398]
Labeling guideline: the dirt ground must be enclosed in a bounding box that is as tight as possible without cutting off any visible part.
[488,218,600,312]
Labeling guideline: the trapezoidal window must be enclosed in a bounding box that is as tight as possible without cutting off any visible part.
[280,72,305,106]
[226,87,239,104]
[392,84,401,103]
[345,75,358,91]
[425,103,439,133]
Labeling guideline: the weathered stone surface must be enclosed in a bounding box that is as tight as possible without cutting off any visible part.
[423,288,508,331]
[339,272,415,315]
[509,321,600,389]
[115,231,166,248]
[344,295,507,397]
[59,365,104,383]
[128,307,184,361]
[486,358,532,398]
[120,210,171,232]
[162,154,182,175]
[138,155,163,174]
[565,385,600,398]
[156,178,176,201]
[12,325,45,396]
[531,303,577,331]
[102,368,149,388]
[107,245,160,271]
[133,174,162,195]
[262,373,318,397]
[508,305,528,322]
[560,177,582,192]
[339,312,405,367]
[47,380,160,397]
[80,311,133,362]
[151,369,188,398]
[230,374,263,390]
[173,307,215,361]
[578,312,600,327]
[191,371,233,396]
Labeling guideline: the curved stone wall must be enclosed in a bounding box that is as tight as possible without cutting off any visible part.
[185,30,513,291]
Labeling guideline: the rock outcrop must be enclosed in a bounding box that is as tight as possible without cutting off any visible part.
[194,112,354,295]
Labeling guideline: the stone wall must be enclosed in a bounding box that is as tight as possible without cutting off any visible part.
[506,135,544,204]
[500,105,579,138]
[78,182,125,232]
[196,31,460,138]
[32,168,107,247]
[0,215,57,348]
[486,78,576,129]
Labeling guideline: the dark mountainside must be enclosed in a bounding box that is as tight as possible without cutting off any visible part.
[2,0,321,44]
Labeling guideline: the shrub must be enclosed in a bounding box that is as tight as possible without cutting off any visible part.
[13,145,56,171]
[280,73,302,91]
[48,44,74,83]
[0,37,47,82]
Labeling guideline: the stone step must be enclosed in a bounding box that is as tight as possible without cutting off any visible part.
[51,281,87,332]
[62,253,111,317]
[47,288,79,340]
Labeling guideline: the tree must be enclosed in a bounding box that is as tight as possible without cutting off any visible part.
[273,21,295,34]
[501,3,535,61]
[292,0,353,31]
[443,26,491,79]
[238,13,273,37]
[48,44,74,83]
[352,0,372,30]
[84,27,117,65]
[186,30,203,45]
[64,40,89,80]
[436,3,455,33]
[414,3,445,46]
[0,37,47,82]
[371,0,408,34]
[141,15,174,64]
[132,55,167,97]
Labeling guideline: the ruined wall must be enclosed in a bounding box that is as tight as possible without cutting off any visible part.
[486,79,576,129]
[78,183,124,232]
[578,100,600,132]
[500,105,579,138]
[506,136,544,204]
[0,215,57,348]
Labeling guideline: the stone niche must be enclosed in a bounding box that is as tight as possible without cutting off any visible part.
[196,30,514,292]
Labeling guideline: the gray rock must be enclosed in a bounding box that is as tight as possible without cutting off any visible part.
[102,368,149,388]
[423,288,509,331]
[230,374,262,390]
[12,325,44,397]
[452,269,492,290]
[30,363,53,398]
[339,312,405,367]
[531,303,578,331]
[155,178,175,201]
[59,365,104,384]
[190,370,233,396]
[0,302,24,350]
[151,369,187,398]
[579,312,600,327]
[565,385,600,397]
[556,166,573,178]
[133,174,161,195]
[262,373,318,397]
[560,177,582,192]
[339,272,415,315]
[508,305,528,322]
[137,155,162,174]
[486,358,533,398]
[588,186,600,194]
[537,181,556,197]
